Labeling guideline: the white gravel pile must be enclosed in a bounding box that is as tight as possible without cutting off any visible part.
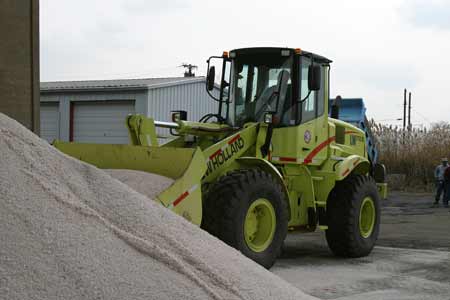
[104,169,174,200]
[0,113,318,300]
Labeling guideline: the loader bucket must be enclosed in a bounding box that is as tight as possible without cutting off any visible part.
[53,141,207,225]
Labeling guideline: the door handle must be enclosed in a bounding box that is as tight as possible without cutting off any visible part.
[302,147,310,151]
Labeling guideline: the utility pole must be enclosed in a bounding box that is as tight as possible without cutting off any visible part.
[403,88,407,132]
[403,89,407,143]
[408,92,412,131]
[180,63,198,77]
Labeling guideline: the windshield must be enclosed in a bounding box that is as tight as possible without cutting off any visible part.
[228,54,293,127]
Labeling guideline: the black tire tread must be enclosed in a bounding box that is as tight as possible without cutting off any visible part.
[325,174,380,257]
[202,169,288,269]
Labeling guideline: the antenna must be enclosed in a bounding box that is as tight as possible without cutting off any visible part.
[179,63,198,77]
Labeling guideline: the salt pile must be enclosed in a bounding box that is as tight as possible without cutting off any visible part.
[104,169,174,200]
[0,113,319,300]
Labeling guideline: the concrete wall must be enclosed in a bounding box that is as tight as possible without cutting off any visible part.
[0,0,40,133]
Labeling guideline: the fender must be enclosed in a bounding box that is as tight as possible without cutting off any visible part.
[335,154,370,181]
[236,157,290,212]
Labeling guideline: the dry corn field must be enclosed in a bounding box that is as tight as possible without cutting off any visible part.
[370,120,450,190]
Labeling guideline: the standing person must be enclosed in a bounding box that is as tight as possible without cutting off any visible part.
[444,164,450,208]
[434,158,448,206]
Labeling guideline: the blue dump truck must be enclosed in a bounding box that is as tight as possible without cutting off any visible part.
[330,97,386,198]
[330,98,379,165]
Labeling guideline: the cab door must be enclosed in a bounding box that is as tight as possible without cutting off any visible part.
[297,56,327,165]
[270,56,327,165]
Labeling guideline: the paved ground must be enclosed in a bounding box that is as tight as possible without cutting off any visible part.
[272,191,450,300]
[379,192,449,251]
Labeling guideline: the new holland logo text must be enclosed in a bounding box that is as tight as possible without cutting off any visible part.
[205,135,244,176]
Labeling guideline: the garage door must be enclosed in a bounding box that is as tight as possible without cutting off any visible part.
[40,102,60,143]
[73,101,135,144]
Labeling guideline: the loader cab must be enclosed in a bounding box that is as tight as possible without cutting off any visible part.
[207,47,332,165]
[207,47,331,128]
[227,48,294,127]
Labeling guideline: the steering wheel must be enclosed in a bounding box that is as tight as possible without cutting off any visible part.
[198,113,226,123]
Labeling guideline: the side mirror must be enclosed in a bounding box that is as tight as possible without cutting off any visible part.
[308,65,321,91]
[207,66,215,91]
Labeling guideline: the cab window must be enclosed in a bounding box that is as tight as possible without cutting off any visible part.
[298,57,325,124]
[231,55,293,127]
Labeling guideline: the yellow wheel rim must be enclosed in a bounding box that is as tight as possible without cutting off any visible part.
[359,196,376,238]
[244,198,276,252]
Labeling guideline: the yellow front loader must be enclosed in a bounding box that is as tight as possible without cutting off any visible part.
[55,47,387,269]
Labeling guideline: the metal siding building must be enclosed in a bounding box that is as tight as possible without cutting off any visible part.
[40,77,218,144]
[147,80,220,138]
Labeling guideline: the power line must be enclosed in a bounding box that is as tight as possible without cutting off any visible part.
[375,118,403,122]
[411,107,432,124]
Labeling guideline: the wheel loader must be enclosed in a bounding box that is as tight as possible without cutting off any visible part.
[54,47,388,269]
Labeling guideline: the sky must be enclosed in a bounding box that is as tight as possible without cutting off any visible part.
[40,0,450,126]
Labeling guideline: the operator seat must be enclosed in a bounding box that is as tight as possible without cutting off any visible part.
[279,85,293,125]
[254,70,291,122]
[273,70,291,125]
[275,70,290,112]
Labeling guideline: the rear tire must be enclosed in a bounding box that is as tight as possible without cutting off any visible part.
[202,169,288,269]
[325,175,380,257]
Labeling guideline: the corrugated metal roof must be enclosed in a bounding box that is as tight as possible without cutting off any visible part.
[40,77,206,92]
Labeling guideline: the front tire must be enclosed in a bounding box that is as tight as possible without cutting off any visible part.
[202,169,288,269]
[325,175,381,257]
